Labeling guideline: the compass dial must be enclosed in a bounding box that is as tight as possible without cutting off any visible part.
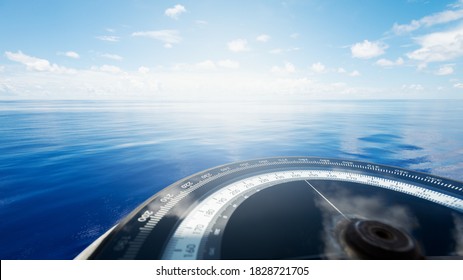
[79,157,463,260]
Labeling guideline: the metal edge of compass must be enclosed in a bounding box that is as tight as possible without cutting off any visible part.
[76,157,264,260]
[76,156,463,260]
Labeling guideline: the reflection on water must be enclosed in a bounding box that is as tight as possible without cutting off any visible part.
[0,100,462,259]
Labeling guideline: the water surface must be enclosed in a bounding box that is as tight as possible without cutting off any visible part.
[0,100,462,259]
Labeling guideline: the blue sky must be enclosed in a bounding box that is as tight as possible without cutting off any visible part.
[1,0,463,100]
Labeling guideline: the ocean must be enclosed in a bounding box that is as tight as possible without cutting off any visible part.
[0,99,462,259]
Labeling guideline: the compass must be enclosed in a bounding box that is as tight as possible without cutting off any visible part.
[78,157,463,259]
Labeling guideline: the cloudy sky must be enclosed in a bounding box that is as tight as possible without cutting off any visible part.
[1,0,463,100]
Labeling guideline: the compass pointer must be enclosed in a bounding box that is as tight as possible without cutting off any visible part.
[304,180,350,221]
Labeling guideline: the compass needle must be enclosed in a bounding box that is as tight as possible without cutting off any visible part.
[305,180,350,221]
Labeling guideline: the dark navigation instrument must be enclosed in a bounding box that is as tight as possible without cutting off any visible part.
[77,157,463,259]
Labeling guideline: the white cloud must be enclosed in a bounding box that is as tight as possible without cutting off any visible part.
[454,82,463,88]
[0,67,164,99]
[97,65,123,74]
[63,51,80,59]
[96,35,120,42]
[5,51,73,73]
[171,63,189,71]
[349,70,361,77]
[420,9,463,26]
[402,84,424,91]
[217,59,240,69]
[393,20,421,34]
[228,39,249,52]
[417,62,427,71]
[436,64,454,75]
[102,53,123,61]
[290,33,299,39]
[271,62,296,74]
[311,62,326,73]
[376,57,404,67]
[132,30,182,47]
[0,65,380,100]
[269,49,283,54]
[308,64,360,77]
[196,60,216,70]
[195,20,208,25]
[269,47,300,54]
[335,67,361,77]
[412,84,424,91]
[351,40,387,59]
[0,80,14,94]
[393,9,463,35]
[407,25,463,62]
[165,4,186,19]
[138,66,150,74]
[256,34,271,42]
[450,0,463,8]
[172,59,240,72]
[270,78,312,94]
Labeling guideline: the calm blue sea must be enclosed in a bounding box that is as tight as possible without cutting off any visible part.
[0,100,462,259]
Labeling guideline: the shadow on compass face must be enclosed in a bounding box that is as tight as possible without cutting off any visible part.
[451,214,463,255]
[314,183,418,259]
[312,180,463,259]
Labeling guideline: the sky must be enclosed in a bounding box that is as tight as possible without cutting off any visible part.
[1,0,463,100]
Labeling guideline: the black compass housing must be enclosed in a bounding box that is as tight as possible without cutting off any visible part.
[78,157,463,260]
